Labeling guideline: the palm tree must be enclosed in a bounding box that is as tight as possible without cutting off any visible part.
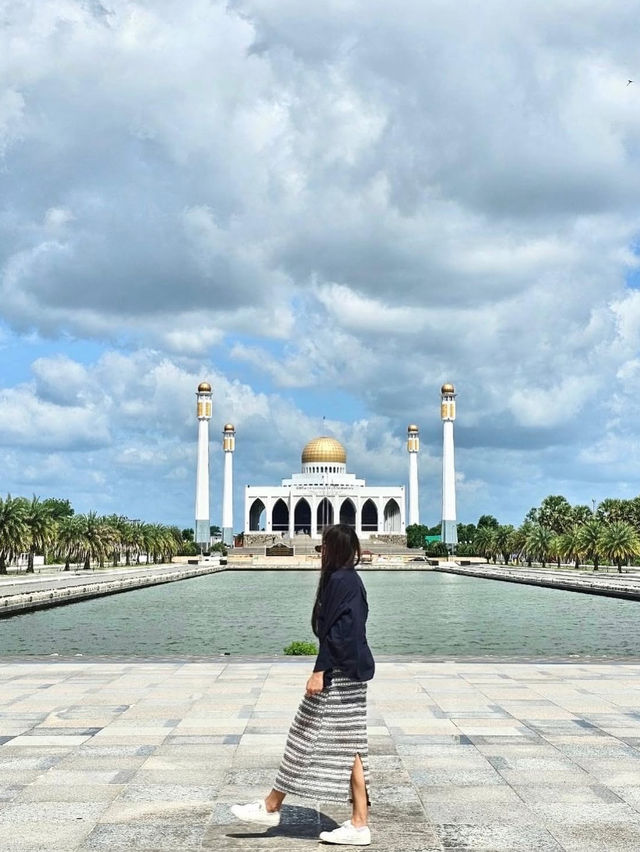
[97,518,117,568]
[140,523,157,564]
[118,520,144,565]
[166,526,183,562]
[549,534,563,569]
[571,504,593,526]
[473,527,496,562]
[494,525,515,564]
[0,495,29,574]
[578,519,603,572]
[525,525,554,568]
[596,498,632,526]
[21,496,57,573]
[105,515,128,567]
[153,524,180,564]
[56,516,85,571]
[120,520,140,566]
[600,521,640,573]
[77,512,112,570]
[629,496,640,533]
[537,495,573,535]
[558,525,584,570]
[511,523,532,566]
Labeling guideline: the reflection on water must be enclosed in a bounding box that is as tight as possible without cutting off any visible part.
[2,570,639,656]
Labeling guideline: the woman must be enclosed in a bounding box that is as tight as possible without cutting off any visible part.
[232,523,375,846]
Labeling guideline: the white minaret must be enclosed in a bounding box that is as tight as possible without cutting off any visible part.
[407,424,420,526]
[441,383,458,549]
[195,381,212,547]
[222,423,235,547]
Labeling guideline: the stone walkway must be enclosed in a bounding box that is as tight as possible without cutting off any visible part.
[0,565,224,616]
[437,564,640,601]
[2,658,640,850]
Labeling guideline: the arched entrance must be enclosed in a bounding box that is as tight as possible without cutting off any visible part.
[249,499,266,531]
[361,499,378,532]
[294,498,311,534]
[316,498,334,533]
[272,499,289,532]
[340,498,356,528]
[383,499,401,532]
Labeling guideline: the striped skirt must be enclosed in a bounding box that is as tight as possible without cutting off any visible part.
[273,672,370,803]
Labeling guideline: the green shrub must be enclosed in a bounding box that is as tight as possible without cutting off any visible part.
[455,543,477,557]
[424,541,449,557]
[283,641,318,656]
[177,542,199,557]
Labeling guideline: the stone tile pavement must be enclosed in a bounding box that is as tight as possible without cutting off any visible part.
[1,657,640,850]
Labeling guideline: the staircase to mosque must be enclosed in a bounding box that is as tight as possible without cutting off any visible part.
[237,533,412,556]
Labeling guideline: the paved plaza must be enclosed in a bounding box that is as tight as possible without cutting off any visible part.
[2,658,640,850]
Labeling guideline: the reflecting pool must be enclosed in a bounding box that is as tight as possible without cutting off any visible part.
[2,570,639,657]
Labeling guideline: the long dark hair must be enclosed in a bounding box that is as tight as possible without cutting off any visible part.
[311,524,361,637]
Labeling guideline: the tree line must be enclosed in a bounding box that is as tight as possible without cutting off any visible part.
[0,495,186,574]
[407,495,640,572]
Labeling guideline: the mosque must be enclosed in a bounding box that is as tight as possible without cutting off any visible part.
[244,436,407,542]
[193,382,457,549]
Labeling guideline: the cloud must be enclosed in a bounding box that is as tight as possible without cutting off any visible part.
[1,1,640,524]
[0,385,110,451]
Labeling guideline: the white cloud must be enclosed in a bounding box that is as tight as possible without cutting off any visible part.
[316,284,430,335]
[43,207,74,232]
[0,386,110,451]
[1,1,640,523]
[31,355,89,406]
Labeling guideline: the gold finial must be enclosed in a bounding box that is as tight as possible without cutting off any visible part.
[198,381,212,392]
[441,383,455,395]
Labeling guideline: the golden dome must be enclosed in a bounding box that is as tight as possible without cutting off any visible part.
[407,424,419,432]
[441,383,455,395]
[198,381,212,392]
[302,436,346,465]
[223,423,235,432]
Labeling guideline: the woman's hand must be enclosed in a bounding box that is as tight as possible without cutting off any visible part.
[305,671,324,696]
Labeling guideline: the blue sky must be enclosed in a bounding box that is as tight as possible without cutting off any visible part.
[2,0,640,531]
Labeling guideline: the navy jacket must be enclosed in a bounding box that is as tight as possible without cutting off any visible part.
[313,567,375,683]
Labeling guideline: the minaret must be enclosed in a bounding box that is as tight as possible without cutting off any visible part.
[222,423,235,547]
[194,381,212,548]
[407,424,420,526]
[440,383,458,549]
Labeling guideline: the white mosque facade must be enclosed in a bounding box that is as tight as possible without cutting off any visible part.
[244,437,406,541]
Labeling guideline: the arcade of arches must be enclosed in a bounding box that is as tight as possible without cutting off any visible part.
[244,435,406,541]
[247,494,402,537]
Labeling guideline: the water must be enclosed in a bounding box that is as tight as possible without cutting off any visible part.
[2,570,640,657]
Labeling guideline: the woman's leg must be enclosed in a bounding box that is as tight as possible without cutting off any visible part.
[350,754,368,827]
[264,789,286,812]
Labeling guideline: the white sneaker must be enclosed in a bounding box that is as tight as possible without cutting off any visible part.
[319,820,371,846]
[230,799,281,826]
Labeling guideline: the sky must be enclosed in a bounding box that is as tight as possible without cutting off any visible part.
[1,0,640,530]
